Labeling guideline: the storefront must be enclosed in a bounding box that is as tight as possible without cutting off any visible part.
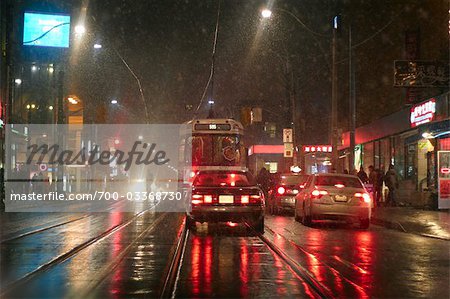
[247,145,285,175]
[339,93,449,208]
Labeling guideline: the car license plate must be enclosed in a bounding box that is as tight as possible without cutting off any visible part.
[334,195,347,202]
[219,195,234,204]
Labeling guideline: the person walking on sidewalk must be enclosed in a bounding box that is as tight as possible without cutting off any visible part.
[357,167,369,184]
[374,168,383,207]
[368,165,378,207]
[384,165,399,206]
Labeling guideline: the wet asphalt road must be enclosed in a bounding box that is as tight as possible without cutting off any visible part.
[1,211,449,298]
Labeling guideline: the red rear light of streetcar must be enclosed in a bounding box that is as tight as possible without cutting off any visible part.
[277,186,286,195]
[241,195,249,204]
[311,189,328,199]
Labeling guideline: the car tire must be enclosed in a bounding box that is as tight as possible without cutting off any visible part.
[186,216,195,230]
[302,205,312,226]
[254,218,265,233]
[273,205,279,215]
[359,218,370,229]
[294,207,301,222]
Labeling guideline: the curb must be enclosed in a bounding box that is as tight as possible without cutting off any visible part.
[372,217,450,241]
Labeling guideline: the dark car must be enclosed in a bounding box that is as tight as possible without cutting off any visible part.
[268,173,309,215]
[186,170,265,232]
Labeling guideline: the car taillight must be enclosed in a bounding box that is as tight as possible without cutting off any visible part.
[311,189,328,198]
[299,184,305,189]
[354,192,371,203]
[241,195,249,204]
[204,195,213,203]
[192,194,214,204]
[239,194,262,204]
[277,186,286,195]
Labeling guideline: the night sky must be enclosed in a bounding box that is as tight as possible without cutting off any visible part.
[67,0,448,143]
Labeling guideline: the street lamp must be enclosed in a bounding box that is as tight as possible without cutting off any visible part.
[261,9,272,19]
[261,7,339,171]
[93,43,102,49]
[111,99,118,105]
[14,78,22,85]
[74,24,86,37]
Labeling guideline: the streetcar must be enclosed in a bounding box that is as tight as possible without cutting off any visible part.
[180,119,265,231]
[179,118,247,184]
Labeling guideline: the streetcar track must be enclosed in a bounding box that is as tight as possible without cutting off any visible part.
[68,212,170,299]
[0,207,155,297]
[160,217,189,299]
[244,223,334,298]
[266,225,369,297]
[0,215,90,244]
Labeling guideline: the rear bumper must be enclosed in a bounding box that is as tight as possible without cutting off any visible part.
[311,203,371,220]
[187,205,264,223]
[275,196,296,209]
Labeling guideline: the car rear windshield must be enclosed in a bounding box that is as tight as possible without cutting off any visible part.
[315,176,363,188]
[193,173,255,187]
[280,175,309,185]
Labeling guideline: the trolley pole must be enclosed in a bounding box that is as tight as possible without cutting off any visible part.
[330,16,339,170]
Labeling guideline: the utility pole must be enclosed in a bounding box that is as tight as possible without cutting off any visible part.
[349,25,356,172]
[331,16,339,170]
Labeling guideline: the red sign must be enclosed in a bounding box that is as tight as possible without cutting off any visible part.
[303,145,332,153]
[439,180,450,201]
[410,98,436,127]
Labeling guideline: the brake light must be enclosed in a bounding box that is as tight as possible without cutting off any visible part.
[335,184,345,188]
[292,189,299,194]
[354,192,371,203]
[277,186,286,195]
[299,184,305,189]
[241,195,249,204]
[191,194,214,204]
[311,189,328,198]
[204,195,213,203]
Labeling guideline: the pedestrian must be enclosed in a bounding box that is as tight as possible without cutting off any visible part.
[357,167,369,183]
[368,165,378,207]
[256,167,270,197]
[374,168,383,207]
[384,165,399,206]
[31,173,39,193]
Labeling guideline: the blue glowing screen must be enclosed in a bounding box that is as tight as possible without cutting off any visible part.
[23,12,71,48]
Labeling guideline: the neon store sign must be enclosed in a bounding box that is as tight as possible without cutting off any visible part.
[410,98,436,127]
[303,145,332,153]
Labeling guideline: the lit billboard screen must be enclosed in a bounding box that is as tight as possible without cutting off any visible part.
[23,12,71,48]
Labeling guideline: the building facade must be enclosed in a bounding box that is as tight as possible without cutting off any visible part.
[339,92,450,208]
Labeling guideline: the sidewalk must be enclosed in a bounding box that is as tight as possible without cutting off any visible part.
[371,207,450,241]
